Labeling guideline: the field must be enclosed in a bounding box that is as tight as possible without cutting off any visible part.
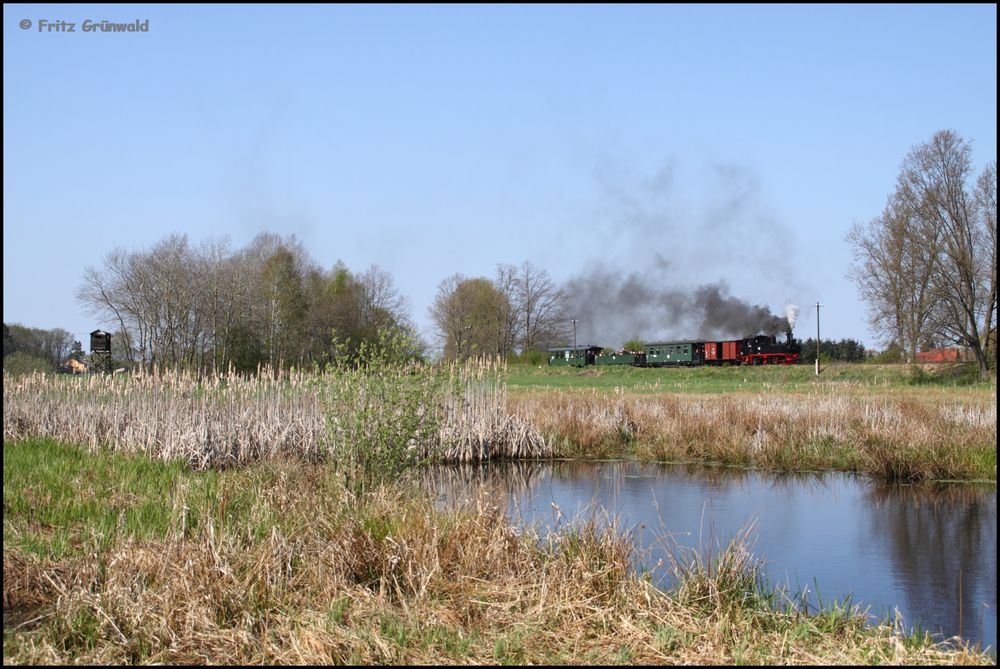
[3,362,996,664]
[507,360,992,396]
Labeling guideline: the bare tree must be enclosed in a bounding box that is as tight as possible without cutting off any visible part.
[356,264,413,336]
[493,263,521,358]
[78,246,151,367]
[197,236,246,373]
[847,194,940,362]
[974,160,997,369]
[851,130,996,378]
[80,234,255,371]
[900,131,995,378]
[513,261,566,353]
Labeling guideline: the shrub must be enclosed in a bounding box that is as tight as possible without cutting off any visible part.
[3,352,52,376]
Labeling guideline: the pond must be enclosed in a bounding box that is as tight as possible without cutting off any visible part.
[422,460,996,653]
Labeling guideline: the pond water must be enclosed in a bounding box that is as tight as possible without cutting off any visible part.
[422,460,996,653]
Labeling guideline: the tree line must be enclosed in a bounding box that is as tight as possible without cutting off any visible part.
[77,232,420,372]
[428,262,568,361]
[796,337,868,364]
[847,129,996,379]
[3,323,83,373]
[74,233,571,372]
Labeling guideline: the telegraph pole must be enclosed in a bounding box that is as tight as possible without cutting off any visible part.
[571,319,578,361]
[815,302,822,376]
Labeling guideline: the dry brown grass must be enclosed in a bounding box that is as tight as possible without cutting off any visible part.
[3,368,327,469]
[4,462,991,665]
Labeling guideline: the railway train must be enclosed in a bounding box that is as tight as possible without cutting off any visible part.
[548,331,801,367]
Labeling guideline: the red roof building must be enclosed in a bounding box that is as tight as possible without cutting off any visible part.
[915,348,972,363]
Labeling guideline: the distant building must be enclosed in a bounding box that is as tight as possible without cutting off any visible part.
[915,347,973,363]
[62,358,88,374]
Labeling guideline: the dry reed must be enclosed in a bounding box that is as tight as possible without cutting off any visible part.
[2,361,551,471]
[511,390,997,481]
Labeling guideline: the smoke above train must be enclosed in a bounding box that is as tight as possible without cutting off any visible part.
[562,264,797,346]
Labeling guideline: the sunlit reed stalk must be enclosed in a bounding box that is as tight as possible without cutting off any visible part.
[3,359,551,472]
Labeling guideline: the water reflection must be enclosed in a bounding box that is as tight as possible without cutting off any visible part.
[862,483,997,648]
[420,460,996,652]
[420,460,545,507]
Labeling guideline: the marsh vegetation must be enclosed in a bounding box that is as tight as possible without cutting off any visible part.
[4,440,994,665]
[3,360,995,664]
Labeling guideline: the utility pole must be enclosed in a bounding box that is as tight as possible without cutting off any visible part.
[571,319,578,363]
[815,302,822,376]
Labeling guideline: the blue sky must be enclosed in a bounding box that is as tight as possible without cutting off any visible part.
[4,3,996,350]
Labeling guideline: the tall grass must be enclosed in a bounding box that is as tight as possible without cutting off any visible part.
[4,362,993,483]
[3,367,327,469]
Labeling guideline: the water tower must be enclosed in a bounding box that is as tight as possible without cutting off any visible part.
[90,329,112,373]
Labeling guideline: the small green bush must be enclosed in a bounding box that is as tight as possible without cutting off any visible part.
[321,330,444,495]
[3,351,52,376]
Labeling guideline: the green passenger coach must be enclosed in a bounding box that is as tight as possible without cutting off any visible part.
[595,351,646,366]
[643,341,704,366]
[548,346,603,367]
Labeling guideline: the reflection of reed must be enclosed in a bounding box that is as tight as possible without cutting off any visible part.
[614,459,828,494]
[865,481,996,510]
[419,460,545,508]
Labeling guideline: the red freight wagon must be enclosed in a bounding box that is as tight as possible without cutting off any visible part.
[704,340,741,365]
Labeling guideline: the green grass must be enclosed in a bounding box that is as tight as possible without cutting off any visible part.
[506,362,995,395]
[2,438,306,559]
[4,438,195,558]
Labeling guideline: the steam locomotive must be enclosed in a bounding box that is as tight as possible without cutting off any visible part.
[548,330,801,367]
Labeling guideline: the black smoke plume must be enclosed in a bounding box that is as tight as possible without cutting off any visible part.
[562,263,792,347]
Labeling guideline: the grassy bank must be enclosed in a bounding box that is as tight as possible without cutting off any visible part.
[4,439,992,665]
